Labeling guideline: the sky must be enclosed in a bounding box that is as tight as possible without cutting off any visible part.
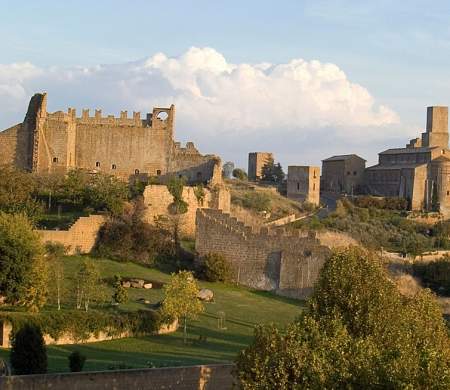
[1,0,449,169]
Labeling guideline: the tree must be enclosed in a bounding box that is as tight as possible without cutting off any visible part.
[0,165,42,222]
[75,260,102,311]
[46,243,66,310]
[232,168,248,181]
[0,212,48,311]
[222,161,235,179]
[261,158,285,183]
[112,275,128,304]
[236,247,450,388]
[166,176,189,253]
[161,271,204,343]
[68,351,86,372]
[85,173,129,216]
[10,324,47,375]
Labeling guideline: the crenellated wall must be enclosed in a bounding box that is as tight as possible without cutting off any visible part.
[196,209,331,298]
[0,94,220,184]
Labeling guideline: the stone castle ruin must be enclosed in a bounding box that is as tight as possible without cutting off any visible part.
[0,93,220,183]
[196,208,331,299]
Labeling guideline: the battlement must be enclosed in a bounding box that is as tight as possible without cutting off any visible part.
[197,208,312,241]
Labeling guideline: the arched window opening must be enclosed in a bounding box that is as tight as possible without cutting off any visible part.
[112,164,117,170]
[96,161,100,167]
[53,157,58,163]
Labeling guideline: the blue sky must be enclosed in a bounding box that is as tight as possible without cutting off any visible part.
[1,0,449,168]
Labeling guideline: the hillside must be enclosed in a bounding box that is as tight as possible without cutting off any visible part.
[225,178,313,224]
[0,256,303,373]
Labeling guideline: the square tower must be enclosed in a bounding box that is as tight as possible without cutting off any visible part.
[248,152,273,181]
[287,166,320,206]
[422,106,449,148]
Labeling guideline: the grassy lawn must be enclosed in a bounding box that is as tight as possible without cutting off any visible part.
[0,256,304,373]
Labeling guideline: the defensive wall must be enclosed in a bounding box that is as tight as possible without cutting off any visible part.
[143,184,230,238]
[0,364,235,390]
[0,93,220,184]
[195,209,331,299]
[37,215,106,254]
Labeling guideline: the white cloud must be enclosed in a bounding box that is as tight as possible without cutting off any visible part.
[0,47,401,164]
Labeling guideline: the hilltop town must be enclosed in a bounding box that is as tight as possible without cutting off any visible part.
[0,93,449,388]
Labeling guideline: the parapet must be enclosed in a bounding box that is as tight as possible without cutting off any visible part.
[75,108,144,126]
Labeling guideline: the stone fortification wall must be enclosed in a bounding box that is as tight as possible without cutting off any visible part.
[0,364,234,390]
[143,185,230,238]
[196,209,331,299]
[0,94,220,184]
[37,215,106,254]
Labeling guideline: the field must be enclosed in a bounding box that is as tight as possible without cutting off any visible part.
[0,256,304,373]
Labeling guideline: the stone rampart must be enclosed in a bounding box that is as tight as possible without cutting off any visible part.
[37,215,106,254]
[0,364,235,390]
[196,209,331,299]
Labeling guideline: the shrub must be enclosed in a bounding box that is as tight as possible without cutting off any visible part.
[203,253,232,282]
[112,275,128,304]
[242,192,272,213]
[68,351,86,372]
[10,324,47,375]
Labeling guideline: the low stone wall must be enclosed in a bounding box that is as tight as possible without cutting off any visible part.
[0,319,178,348]
[37,215,106,254]
[0,364,235,390]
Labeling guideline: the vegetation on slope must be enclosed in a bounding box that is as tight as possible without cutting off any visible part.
[293,198,450,256]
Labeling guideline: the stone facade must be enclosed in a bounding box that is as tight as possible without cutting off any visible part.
[143,184,231,238]
[248,152,273,181]
[365,106,450,216]
[287,166,320,205]
[321,154,366,194]
[196,208,331,299]
[0,364,235,390]
[0,93,220,184]
[37,215,106,254]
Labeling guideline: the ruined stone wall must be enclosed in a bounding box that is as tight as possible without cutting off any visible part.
[196,209,330,299]
[143,184,230,238]
[0,124,22,167]
[37,215,106,254]
[248,152,273,181]
[0,364,235,390]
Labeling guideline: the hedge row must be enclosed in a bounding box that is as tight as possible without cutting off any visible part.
[0,309,161,342]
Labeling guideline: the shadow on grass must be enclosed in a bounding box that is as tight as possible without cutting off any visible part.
[249,289,307,308]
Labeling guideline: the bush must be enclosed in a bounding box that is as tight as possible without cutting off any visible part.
[68,351,86,372]
[10,324,47,375]
[94,202,175,266]
[112,275,128,304]
[413,255,450,295]
[203,253,232,282]
[242,192,272,213]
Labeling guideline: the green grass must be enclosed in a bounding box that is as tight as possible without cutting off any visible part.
[0,256,304,373]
